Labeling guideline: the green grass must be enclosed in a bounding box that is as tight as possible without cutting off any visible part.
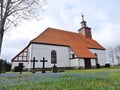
[0,68,120,90]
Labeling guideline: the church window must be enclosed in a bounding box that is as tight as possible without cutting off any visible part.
[51,50,57,64]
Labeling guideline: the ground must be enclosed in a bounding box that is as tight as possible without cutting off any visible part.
[0,67,120,90]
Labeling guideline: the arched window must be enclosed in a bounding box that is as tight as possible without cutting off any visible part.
[51,50,57,64]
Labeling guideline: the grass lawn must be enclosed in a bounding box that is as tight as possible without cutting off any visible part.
[0,68,120,90]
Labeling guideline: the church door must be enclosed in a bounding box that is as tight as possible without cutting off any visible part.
[84,58,91,69]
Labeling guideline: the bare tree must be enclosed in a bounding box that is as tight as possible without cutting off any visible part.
[114,45,120,65]
[107,47,115,65]
[0,59,5,73]
[0,0,47,53]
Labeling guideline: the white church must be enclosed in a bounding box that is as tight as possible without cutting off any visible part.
[11,16,106,70]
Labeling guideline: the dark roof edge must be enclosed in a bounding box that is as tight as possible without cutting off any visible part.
[88,47,106,50]
[31,42,69,47]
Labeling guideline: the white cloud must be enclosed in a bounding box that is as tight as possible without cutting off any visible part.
[93,22,120,48]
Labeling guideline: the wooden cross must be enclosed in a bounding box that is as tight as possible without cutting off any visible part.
[40,57,47,73]
[30,57,38,73]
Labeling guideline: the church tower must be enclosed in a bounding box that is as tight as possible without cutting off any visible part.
[78,15,92,39]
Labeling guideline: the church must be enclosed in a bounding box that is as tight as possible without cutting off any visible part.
[11,16,106,70]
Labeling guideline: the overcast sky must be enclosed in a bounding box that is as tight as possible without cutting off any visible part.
[1,0,120,62]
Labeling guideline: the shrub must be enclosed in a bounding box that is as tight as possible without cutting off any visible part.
[0,59,6,73]
[105,63,110,67]
[14,66,19,72]
[96,64,100,68]
[0,59,11,73]
[5,62,11,71]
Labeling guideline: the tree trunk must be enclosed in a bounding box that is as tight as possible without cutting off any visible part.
[0,27,4,53]
[0,0,5,54]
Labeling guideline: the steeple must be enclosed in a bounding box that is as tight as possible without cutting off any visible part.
[81,14,87,27]
[78,14,92,39]
[82,14,84,21]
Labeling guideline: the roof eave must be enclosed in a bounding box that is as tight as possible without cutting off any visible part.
[31,42,69,47]
[88,47,106,50]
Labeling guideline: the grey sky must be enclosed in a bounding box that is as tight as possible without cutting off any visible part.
[1,0,120,61]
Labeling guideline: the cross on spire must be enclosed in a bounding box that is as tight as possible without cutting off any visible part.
[81,12,84,21]
[80,13,87,27]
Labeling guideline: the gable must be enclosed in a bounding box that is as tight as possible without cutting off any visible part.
[12,44,30,62]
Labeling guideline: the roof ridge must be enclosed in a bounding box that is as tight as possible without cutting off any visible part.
[31,27,49,42]
[48,27,77,34]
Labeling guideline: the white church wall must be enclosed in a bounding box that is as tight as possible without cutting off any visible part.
[70,59,85,68]
[79,59,85,67]
[29,43,70,68]
[11,62,18,69]
[89,49,106,66]
[70,59,78,67]
[78,59,85,68]
[27,45,32,69]
[70,58,96,68]
[91,59,96,67]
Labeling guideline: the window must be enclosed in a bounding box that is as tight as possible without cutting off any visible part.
[72,54,75,59]
[51,50,57,64]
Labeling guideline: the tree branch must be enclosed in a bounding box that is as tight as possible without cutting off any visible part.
[8,0,36,17]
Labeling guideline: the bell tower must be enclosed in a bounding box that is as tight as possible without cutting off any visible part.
[78,14,92,39]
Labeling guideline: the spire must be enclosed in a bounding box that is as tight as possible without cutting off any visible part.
[81,13,86,27]
[81,13,84,21]
[78,14,92,39]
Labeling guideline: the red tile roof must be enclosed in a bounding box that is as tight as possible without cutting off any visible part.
[31,28,105,58]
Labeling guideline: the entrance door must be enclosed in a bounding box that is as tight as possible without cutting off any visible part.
[84,58,91,69]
